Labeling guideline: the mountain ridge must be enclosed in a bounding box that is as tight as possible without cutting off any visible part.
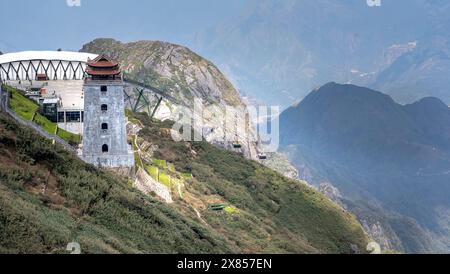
[193,0,450,107]
[81,38,243,107]
[279,82,450,253]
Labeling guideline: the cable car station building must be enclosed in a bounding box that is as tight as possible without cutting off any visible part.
[0,51,134,167]
[0,51,98,134]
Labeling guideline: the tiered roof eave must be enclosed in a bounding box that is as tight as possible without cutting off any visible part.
[85,54,121,77]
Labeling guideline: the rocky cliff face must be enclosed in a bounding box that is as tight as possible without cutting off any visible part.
[261,152,300,180]
[81,38,242,107]
[80,38,258,159]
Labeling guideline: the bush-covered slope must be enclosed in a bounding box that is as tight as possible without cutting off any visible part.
[0,111,368,254]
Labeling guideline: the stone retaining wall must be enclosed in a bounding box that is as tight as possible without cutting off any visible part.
[135,167,173,203]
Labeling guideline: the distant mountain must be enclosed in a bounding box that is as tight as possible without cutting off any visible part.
[403,97,450,150]
[193,0,450,107]
[279,82,450,253]
[372,35,450,104]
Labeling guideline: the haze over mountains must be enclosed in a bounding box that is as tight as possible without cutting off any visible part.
[2,0,449,108]
[194,0,450,107]
[279,82,450,253]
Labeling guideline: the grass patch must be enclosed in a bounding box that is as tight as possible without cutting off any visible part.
[57,128,81,144]
[224,207,237,214]
[158,171,171,187]
[8,87,39,121]
[145,164,159,181]
[181,173,193,180]
[33,113,57,134]
[153,159,167,169]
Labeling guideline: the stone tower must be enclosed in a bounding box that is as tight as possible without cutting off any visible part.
[82,55,134,167]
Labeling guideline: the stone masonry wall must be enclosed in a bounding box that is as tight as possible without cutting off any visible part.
[82,81,134,167]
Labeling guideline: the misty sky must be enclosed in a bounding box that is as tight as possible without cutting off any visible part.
[0,0,248,52]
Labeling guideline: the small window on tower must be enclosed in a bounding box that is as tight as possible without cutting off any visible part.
[101,123,108,131]
[102,144,109,153]
[101,104,108,112]
[101,86,107,92]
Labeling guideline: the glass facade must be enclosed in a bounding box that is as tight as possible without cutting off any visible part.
[43,103,58,123]
[66,111,81,123]
[58,112,65,123]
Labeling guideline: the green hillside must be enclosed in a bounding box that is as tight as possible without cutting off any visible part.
[0,111,368,254]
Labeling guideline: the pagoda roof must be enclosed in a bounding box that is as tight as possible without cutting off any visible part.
[85,69,121,76]
[86,54,121,76]
[89,60,118,68]
[87,55,119,67]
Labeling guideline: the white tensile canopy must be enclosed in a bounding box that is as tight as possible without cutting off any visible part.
[0,51,99,81]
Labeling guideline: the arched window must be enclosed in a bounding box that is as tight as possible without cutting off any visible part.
[102,144,109,153]
[101,123,108,130]
[101,104,108,111]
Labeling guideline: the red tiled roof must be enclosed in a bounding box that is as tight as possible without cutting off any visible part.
[86,54,121,76]
[88,54,119,66]
[85,68,121,76]
[88,60,118,68]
